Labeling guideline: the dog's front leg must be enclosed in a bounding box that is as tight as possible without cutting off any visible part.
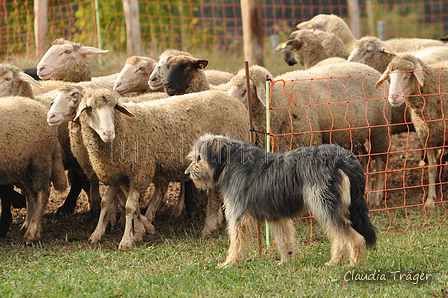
[218,213,255,268]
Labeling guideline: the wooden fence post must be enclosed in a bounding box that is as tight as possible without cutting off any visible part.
[241,0,264,66]
[347,0,361,39]
[123,0,141,56]
[34,0,48,58]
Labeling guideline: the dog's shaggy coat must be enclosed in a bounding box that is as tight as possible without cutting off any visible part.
[185,134,376,267]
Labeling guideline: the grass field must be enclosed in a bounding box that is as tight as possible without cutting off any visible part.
[1,50,447,297]
[0,213,447,297]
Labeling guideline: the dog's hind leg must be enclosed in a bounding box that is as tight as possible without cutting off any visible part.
[326,225,366,266]
[345,227,366,266]
[269,218,296,264]
[218,213,256,268]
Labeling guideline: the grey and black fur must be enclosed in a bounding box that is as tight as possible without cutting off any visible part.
[185,134,376,268]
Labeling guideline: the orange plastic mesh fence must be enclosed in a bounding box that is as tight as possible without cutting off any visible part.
[267,69,448,248]
[0,0,447,58]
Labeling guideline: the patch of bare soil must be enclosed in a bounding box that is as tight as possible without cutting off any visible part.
[3,130,446,247]
[4,182,214,248]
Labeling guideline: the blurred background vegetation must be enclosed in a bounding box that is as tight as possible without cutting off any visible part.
[1,0,447,61]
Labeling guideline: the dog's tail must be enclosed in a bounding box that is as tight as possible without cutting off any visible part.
[344,165,377,248]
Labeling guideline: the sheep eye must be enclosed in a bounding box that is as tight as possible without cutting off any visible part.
[64,50,72,54]
[5,77,11,81]
[138,67,145,72]
[85,106,93,113]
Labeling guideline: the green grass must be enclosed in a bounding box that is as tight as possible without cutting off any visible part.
[0,224,447,298]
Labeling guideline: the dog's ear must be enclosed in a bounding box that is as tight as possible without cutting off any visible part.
[206,137,229,164]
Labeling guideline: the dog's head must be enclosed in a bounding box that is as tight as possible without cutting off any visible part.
[185,134,230,190]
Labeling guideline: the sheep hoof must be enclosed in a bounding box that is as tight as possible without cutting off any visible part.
[89,233,102,244]
[118,237,134,250]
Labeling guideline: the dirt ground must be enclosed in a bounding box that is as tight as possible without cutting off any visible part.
[3,130,447,248]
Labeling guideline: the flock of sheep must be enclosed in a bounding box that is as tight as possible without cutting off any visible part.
[0,13,447,249]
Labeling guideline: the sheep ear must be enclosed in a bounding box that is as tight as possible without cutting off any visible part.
[375,72,390,89]
[379,47,396,57]
[254,79,267,107]
[413,62,424,87]
[297,18,326,30]
[78,46,109,56]
[195,60,208,69]
[274,41,289,52]
[18,72,44,89]
[115,103,135,117]
[73,100,88,122]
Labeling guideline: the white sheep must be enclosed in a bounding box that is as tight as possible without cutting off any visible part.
[296,14,357,52]
[70,88,249,248]
[296,14,446,53]
[347,36,448,137]
[0,97,67,243]
[274,29,347,69]
[375,54,448,208]
[36,38,109,82]
[148,49,233,91]
[113,56,159,95]
[348,36,448,73]
[0,63,105,215]
[228,63,392,207]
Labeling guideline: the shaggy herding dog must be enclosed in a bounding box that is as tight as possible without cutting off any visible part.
[185,134,376,268]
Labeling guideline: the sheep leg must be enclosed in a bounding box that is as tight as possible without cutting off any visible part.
[0,185,13,238]
[170,182,185,218]
[88,178,101,214]
[89,186,120,244]
[118,187,141,249]
[425,148,439,208]
[368,155,386,208]
[20,182,36,232]
[57,169,86,215]
[23,186,50,244]
[201,188,224,238]
[144,181,168,225]
[103,189,121,228]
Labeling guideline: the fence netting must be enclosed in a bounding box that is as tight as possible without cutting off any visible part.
[1,0,448,58]
[265,69,447,247]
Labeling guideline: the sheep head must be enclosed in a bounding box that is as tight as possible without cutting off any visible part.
[148,49,193,91]
[74,89,134,143]
[0,64,43,97]
[228,65,270,107]
[347,36,396,68]
[164,55,208,96]
[114,56,157,95]
[375,54,425,107]
[47,84,85,126]
[275,39,302,66]
[37,38,109,81]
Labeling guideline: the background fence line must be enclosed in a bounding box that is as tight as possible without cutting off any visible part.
[1,1,448,59]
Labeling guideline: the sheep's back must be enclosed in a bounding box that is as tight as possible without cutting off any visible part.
[81,90,249,190]
[0,97,59,188]
[273,62,390,152]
